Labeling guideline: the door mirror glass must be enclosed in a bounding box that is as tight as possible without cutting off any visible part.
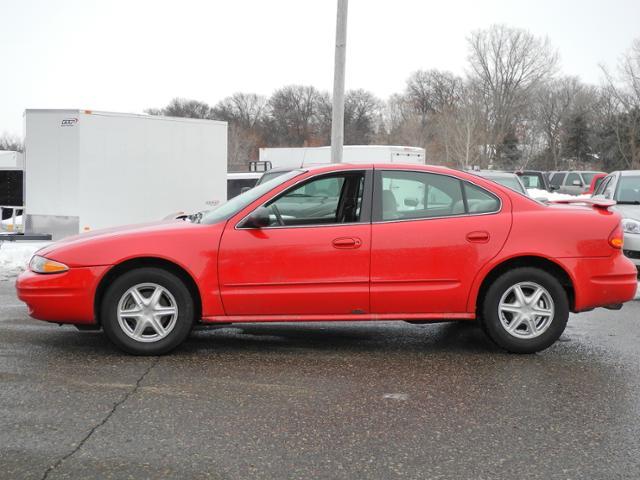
[243,207,271,228]
[404,197,419,207]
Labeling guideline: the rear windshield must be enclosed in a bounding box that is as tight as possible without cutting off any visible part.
[519,174,541,189]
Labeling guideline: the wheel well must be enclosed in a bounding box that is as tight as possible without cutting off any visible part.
[476,256,575,314]
[94,257,203,325]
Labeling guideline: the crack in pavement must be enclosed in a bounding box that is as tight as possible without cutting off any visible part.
[40,357,160,480]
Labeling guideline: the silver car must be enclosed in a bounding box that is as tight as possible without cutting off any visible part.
[593,170,640,272]
[549,171,604,195]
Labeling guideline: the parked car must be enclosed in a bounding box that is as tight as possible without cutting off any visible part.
[227,172,262,200]
[17,163,637,356]
[548,171,605,195]
[473,171,528,195]
[593,170,640,274]
[587,173,608,195]
[515,170,551,192]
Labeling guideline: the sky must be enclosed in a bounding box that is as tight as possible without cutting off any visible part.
[1,0,639,136]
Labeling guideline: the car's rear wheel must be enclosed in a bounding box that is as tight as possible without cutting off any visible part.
[101,268,194,355]
[480,267,569,353]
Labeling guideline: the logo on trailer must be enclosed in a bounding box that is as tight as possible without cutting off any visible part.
[61,118,78,127]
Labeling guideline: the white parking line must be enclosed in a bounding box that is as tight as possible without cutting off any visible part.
[382,393,409,401]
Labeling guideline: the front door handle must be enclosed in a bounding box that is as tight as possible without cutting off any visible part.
[332,237,362,249]
[466,231,490,243]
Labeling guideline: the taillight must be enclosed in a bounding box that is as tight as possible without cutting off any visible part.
[609,224,624,249]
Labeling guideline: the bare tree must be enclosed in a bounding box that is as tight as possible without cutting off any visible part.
[0,133,23,152]
[601,38,640,169]
[467,25,559,165]
[212,93,268,129]
[268,85,325,146]
[145,98,213,119]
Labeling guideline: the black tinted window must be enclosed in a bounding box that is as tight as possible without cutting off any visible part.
[550,173,566,187]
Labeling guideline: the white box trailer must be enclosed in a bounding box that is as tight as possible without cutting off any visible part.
[24,109,227,239]
[258,145,425,169]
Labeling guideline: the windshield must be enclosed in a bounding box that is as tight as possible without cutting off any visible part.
[199,170,302,224]
[616,176,640,204]
[581,172,598,185]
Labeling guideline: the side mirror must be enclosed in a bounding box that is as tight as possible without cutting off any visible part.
[242,206,271,228]
[572,180,582,186]
[240,186,251,194]
[404,197,419,207]
[549,185,559,191]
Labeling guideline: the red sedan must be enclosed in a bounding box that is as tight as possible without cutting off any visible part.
[16,164,638,355]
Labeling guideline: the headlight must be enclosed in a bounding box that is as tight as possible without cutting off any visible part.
[29,255,69,274]
[622,219,640,235]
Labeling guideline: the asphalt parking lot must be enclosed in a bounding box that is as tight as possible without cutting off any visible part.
[1,280,639,480]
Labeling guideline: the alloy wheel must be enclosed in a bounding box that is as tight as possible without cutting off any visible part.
[117,283,179,343]
[498,281,555,339]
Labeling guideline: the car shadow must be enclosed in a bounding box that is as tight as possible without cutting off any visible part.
[178,320,502,356]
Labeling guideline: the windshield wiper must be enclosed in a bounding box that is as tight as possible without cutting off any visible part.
[616,201,640,205]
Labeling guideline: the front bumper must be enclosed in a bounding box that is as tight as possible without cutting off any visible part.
[559,254,638,312]
[623,231,640,271]
[16,266,110,325]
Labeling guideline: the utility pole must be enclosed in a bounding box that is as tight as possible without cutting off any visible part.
[330,0,348,163]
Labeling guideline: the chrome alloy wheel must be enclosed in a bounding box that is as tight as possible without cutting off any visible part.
[498,281,555,339]
[117,283,178,343]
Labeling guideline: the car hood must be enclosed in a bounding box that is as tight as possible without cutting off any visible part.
[37,219,225,268]
[611,204,640,221]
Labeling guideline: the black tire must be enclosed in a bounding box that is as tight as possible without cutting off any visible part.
[101,267,194,355]
[480,267,569,354]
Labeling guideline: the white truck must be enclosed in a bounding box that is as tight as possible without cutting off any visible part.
[23,109,227,239]
[258,145,425,170]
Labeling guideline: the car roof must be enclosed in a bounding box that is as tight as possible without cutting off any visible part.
[617,170,640,176]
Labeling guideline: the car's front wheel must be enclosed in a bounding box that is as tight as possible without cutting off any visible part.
[481,267,569,353]
[101,268,194,355]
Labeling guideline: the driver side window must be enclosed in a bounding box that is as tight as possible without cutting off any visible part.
[265,172,365,227]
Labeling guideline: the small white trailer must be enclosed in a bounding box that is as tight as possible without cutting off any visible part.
[23,109,227,239]
[258,145,425,170]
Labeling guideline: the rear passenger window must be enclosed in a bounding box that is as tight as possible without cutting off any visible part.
[463,183,501,214]
[379,171,464,221]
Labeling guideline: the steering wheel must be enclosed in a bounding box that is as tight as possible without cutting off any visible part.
[271,204,285,226]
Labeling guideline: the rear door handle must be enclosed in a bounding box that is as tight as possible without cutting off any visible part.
[332,237,362,249]
[466,231,490,243]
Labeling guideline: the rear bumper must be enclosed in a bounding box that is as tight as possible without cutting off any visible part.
[15,266,109,325]
[560,255,638,312]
